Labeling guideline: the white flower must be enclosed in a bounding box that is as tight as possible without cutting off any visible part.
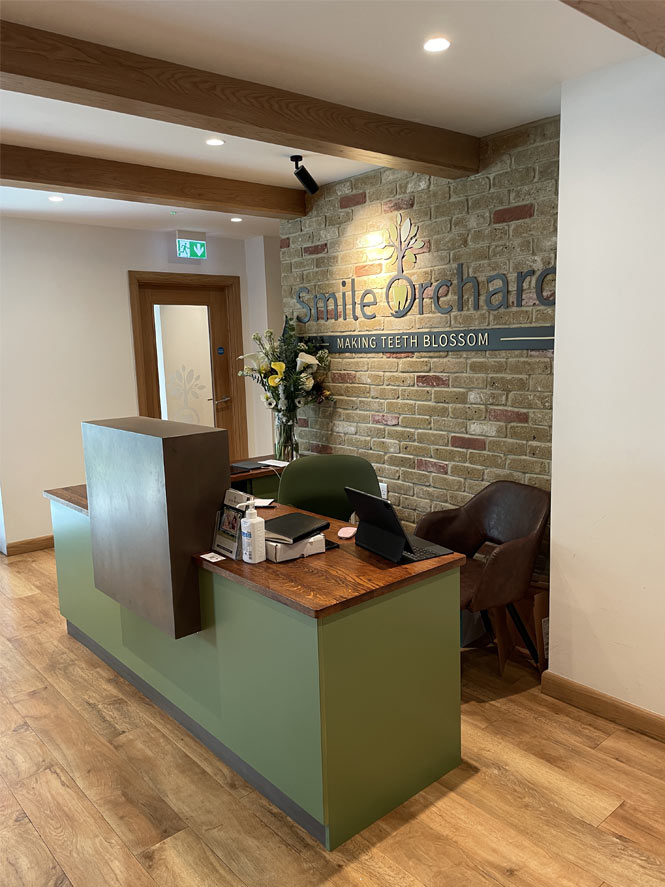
[296,352,319,373]
[295,397,306,407]
[263,394,276,409]
[239,351,261,368]
[300,373,314,391]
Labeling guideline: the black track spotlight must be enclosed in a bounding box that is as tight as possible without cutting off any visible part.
[290,155,319,195]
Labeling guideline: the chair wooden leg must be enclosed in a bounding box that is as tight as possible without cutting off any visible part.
[488,605,514,676]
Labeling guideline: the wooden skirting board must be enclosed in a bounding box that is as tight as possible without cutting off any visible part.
[3,534,54,556]
[542,670,665,743]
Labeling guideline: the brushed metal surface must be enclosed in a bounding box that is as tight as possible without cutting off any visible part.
[82,417,229,638]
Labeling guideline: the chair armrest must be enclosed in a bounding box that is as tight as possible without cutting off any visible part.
[415,507,461,540]
[469,531,541,612]
[415,507,484,557]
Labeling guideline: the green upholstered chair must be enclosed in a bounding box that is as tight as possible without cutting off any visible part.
[277,454,381,521]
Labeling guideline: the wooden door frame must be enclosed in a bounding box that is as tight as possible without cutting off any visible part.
[128,270,248,459]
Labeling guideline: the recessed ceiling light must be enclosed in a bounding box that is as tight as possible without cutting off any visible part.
[206,137,225,146]
[230,217,242,223]
[48,195,64,202]
[423,36,451,53]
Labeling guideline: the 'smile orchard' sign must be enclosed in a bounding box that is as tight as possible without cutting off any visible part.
[295,214,555,353]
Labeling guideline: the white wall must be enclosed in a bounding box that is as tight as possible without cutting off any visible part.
[0,486,6,554]
[0,219,279,547]
[243,235,284,454]
[550,55,665,716]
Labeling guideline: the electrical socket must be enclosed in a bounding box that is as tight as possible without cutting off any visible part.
[379,482,388,499]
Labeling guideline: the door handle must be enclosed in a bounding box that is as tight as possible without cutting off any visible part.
[215,396,232,404]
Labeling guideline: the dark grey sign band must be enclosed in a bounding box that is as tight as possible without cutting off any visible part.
[317,325,555,353]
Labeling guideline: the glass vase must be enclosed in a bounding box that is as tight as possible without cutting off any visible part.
[274,411,299,462]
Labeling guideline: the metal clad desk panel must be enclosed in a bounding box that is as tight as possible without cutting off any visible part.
[82,417,229,638]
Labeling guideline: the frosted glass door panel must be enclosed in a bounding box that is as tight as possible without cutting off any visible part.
[154,304,215,426]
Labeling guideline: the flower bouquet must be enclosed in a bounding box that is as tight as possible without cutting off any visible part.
[238,316,334,461]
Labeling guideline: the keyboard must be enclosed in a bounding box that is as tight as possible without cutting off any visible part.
[402,535,454,562]
[403,546,441,562]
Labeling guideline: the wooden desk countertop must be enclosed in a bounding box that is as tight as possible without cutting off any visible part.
[196,503,465,619]
[44,484,89,516]
[44,486,465,621]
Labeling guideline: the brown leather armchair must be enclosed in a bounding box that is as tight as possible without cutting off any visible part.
[416,480,550,669]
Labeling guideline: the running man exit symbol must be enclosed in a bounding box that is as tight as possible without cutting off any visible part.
[176,238,207,259]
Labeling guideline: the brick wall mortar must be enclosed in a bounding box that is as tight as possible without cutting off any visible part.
[280,117,558,532]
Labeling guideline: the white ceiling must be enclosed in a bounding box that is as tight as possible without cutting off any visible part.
[0,0,647,232]
[1,0,645,135]
[0,91,377,188]
[0,186,281,236]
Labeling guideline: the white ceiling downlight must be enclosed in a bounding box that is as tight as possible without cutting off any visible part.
[423,36,451,53]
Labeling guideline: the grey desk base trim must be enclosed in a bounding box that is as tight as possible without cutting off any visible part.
[66,620,328,847]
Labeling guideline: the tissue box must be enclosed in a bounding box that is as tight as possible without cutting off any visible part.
[265,533,326,563]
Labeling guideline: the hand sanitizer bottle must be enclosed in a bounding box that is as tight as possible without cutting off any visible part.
[241,501,266,564]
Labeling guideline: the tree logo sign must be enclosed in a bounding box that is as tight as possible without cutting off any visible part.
[381,213,426,317]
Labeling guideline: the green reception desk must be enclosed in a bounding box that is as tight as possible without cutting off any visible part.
[45,486,464,850]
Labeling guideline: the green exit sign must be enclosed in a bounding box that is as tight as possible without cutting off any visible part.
[176,238,207,259]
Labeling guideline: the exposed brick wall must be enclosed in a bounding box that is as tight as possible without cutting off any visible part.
[280,117,558,531]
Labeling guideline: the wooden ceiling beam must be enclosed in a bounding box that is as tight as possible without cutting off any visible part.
[559,1,665,57]
[0,21,480,180]
[0,144,306,219]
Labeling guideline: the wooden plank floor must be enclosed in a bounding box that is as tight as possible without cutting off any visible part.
[1,549,664,887]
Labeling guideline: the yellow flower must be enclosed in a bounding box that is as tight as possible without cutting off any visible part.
[268,361,286,387]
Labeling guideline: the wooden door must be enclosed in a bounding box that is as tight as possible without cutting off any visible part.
[129,271,248,461]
